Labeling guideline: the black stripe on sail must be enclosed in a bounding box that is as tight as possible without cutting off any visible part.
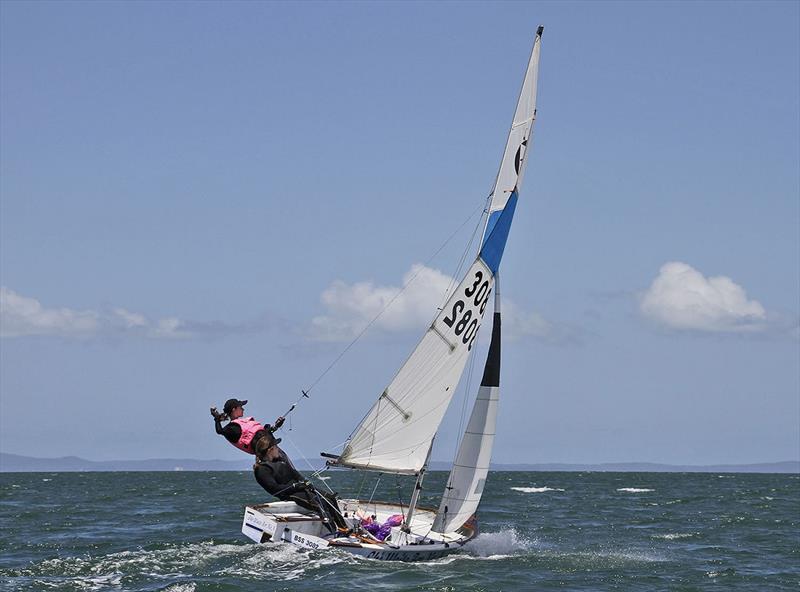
[480,312,501,387]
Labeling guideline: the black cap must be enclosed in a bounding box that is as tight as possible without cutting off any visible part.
[223,398,248,414]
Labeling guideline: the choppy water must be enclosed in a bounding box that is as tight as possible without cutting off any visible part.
[1,470,798,591]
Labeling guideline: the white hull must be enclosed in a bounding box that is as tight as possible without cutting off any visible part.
[241,499,477,562]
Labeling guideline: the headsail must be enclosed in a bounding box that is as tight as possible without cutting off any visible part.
[332,26,543,477]
[335,257,495,474]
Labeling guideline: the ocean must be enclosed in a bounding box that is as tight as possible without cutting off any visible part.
[1,470,797,591]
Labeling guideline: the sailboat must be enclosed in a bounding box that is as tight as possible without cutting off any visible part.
[241,26,544,561]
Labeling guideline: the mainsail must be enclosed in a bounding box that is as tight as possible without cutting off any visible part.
[432,283,501,533]
[483,25,543,240]
[333,26,543,480]
[435,26,543,533]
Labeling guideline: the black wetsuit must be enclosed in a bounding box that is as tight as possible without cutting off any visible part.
[253,456,345,533]
[214,417,277,453]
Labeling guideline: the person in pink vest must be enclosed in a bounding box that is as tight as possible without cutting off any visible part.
[210,398,285,455]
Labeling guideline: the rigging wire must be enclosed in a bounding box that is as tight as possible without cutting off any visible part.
[283,200,487,418]
[394,474,406,519]
[307,202,489,467]
[355,468,370,500]
[438,198,490,311]
[282,431,335,494]
[367,474,382,504]
[452,339,479,468]
[275,199,487,491]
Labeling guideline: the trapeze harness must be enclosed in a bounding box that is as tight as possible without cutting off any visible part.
[230,417,267,454]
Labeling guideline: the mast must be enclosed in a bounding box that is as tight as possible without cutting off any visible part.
[403,437,434,530]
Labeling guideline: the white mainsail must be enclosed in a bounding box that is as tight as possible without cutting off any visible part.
[333,26,543,480]
[482,25,543,240]
[435,26,543,533]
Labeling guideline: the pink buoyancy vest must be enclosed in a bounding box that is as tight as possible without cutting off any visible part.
[231,417,266,453]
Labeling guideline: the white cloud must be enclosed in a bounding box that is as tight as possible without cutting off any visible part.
[150,317,192,339]
[1,287,100,337]
[308,263,565,343]
[112,307,148,329]
[310,264,451,341]
[640,262,767,332]
[2,287,196,339]
[502,301,555,340]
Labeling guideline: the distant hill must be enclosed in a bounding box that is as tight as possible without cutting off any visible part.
[0,453,253,473]
[1,453,797,474]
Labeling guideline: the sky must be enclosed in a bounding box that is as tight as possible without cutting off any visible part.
[1,1,798,467]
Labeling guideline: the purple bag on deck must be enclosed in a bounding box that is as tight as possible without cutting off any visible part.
[375,514,404,541]
[362,514,404,541]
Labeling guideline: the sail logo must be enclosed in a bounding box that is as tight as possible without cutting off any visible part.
[514,138,528,176]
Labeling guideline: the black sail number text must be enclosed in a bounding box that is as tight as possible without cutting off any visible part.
[441,270,493,350]
[442,300,465,328]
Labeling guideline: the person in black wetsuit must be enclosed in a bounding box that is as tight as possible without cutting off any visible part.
[252,437,346,534]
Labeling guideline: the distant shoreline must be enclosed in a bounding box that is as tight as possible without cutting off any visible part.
[1,453,797,474]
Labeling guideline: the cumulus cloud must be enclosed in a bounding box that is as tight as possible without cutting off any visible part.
[640,262,767,332]
[1,287,100,337]
[1,287,222,340]
[309,264,451,341]
[308,263,565,343]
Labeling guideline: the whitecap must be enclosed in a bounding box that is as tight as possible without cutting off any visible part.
[707,568,735,578]
[552,549,667,565]
[42,478,52,482]
[510,486,565,493]
[465,528,537,558]
[163,584,197,592]
[652,533,695,540]
[617,487,653,493]
[599,550,666,563]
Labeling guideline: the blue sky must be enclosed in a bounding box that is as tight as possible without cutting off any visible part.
[1,1,798,466]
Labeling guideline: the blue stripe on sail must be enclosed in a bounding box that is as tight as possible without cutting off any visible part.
[479,191,518,274]
[481,210,503,249]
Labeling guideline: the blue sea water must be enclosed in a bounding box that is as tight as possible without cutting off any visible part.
[1,470,798,591]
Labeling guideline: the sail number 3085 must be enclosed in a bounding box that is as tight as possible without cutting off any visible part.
[442,270,492,351]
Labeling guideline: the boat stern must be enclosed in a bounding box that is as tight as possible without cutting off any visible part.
[242,501,332,551]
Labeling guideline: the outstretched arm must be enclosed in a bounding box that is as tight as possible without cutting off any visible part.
[211,408,241,443]
[211,407,225,435]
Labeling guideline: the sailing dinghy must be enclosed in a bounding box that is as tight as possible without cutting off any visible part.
[242,26,544,561]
